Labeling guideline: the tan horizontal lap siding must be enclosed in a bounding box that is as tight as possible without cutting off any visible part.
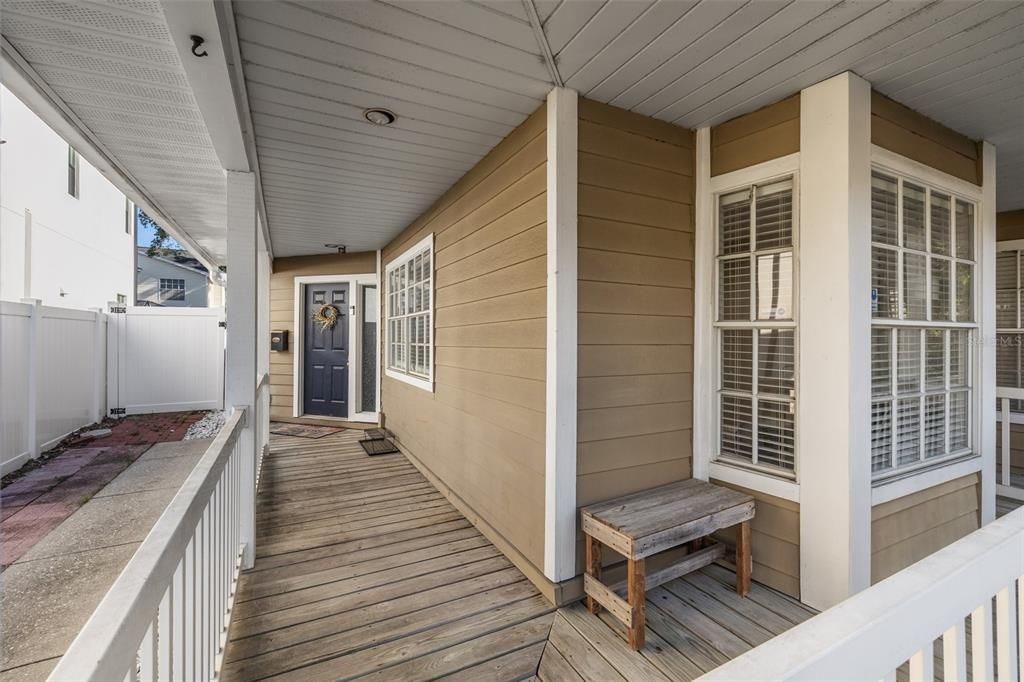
[381,105,547,574]
[710,95,799,177]
[871,91,981,186]
[871,473,980,584]
[268,251,377,421]
[711,480,800,599]
[576,99,695,561]
[995,422,1024,479]
[998,210,1024,242]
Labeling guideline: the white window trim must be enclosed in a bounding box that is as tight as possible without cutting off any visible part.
[383,233,434,393]
[695,150,801,496]
[291,272,380,422]
[868,146,984,491]
[995,241,1024,418]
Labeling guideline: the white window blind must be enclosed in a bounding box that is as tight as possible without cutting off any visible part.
[870,170,976,479]
[386,236,433,387]
[716,178,797,475]
[996,247,1024,413]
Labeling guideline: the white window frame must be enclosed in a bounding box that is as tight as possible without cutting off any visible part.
[384,233,434,393]
[697,152,802,501]
[159,278,186,301]
[995,239,1024,424]
[869,145,986,502]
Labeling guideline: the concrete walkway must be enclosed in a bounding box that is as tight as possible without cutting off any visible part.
[0,439,209,681]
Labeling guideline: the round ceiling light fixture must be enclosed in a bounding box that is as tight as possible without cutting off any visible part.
[364,108,396,126]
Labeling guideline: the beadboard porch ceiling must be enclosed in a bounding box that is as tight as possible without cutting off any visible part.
[2,0,1022,260]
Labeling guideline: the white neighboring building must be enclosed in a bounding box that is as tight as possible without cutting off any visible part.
[0,85,134,309]
[135,247,222,307]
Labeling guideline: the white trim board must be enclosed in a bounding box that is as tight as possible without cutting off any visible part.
[871,456,982,506]
[292,272,379,423]
[382,233,435,394]
[544,86,578,583]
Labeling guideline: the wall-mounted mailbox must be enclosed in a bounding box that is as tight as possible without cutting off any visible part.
[270,330,289,352]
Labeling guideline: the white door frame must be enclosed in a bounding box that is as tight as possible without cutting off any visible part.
[292,273,380,422]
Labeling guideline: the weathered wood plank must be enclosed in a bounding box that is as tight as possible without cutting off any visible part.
[583,574,632,626]
[547,615,627,682]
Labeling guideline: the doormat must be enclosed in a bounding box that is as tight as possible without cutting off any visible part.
[269,422,345,439]
[359,429,399,456]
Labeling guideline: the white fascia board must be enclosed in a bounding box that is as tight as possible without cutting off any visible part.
[159,0,273,261]
[0,38,219,274]
[544,86,578,583]
[160,0,249,171]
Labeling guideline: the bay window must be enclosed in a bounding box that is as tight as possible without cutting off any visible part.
[870,171,976,479]
[715,178,797,475]
[385,234,433,391]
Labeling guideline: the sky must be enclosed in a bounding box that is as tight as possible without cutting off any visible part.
[135,211,183,250]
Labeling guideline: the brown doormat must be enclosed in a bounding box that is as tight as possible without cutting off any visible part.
[270,422,345,439]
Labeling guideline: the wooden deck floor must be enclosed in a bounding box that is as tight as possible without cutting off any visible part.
[222,431,813,681]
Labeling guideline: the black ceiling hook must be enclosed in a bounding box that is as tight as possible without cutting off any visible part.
[190,35,208,58]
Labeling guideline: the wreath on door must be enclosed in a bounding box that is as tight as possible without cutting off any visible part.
[312,303,340,331]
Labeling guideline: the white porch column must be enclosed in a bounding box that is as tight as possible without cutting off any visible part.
[798,72,873,609]
[544,86,578,583]
[226,170,258,569]
[980,141,997,524]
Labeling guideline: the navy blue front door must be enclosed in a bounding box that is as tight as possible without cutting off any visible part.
[304,283,349,417]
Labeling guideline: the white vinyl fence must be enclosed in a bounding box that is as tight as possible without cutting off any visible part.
[107,306,224,416]
[1,301,225,475]
[1,299,105,475]
[701,506,1024,681]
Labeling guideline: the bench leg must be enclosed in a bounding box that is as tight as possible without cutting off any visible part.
[585,534,601,615]
[627,557,646,650]
[736,520,751,597]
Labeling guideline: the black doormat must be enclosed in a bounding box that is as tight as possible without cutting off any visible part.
[360,437,399,456]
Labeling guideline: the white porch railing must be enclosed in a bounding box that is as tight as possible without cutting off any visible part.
[700,506,1024,681]
[998,386,1024,502]
[254,372,270,485]
[48,408,250,682]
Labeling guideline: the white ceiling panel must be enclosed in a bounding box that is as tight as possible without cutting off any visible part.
[4,0,1021,265]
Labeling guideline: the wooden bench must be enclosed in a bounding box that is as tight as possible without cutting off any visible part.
[581,479,755,650]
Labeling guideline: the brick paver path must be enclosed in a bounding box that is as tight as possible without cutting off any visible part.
[0,412,204,566]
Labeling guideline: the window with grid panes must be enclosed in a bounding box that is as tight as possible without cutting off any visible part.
[716,178,797,475]
[386,237,433,385]
[996,247,1024,413]
[870,171,975,479]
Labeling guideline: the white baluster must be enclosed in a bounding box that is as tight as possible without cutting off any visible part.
[158,583,173,682]
[1003,397,1012,487]
[909,647,934,681]
[997,586,1019,682]
[973,600,995,682]
[139,618,156,682]
[942,619,967,682]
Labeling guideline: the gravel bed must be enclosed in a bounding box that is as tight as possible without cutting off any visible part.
[184,411,226,440]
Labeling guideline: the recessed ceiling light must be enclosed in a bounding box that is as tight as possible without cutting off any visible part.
[364,108,396,126]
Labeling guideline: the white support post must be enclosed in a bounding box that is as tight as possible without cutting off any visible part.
[226,170,258,569]
[980,141,997,525]
[91,307,104,424]
[798,72,873,608]
[22,298,40,459]
[692,127,713,482]
[544,86,578,583]
[23,209,32,298]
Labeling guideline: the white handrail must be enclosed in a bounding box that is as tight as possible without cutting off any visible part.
[49,408,249,681]
[699,506,1024,681]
